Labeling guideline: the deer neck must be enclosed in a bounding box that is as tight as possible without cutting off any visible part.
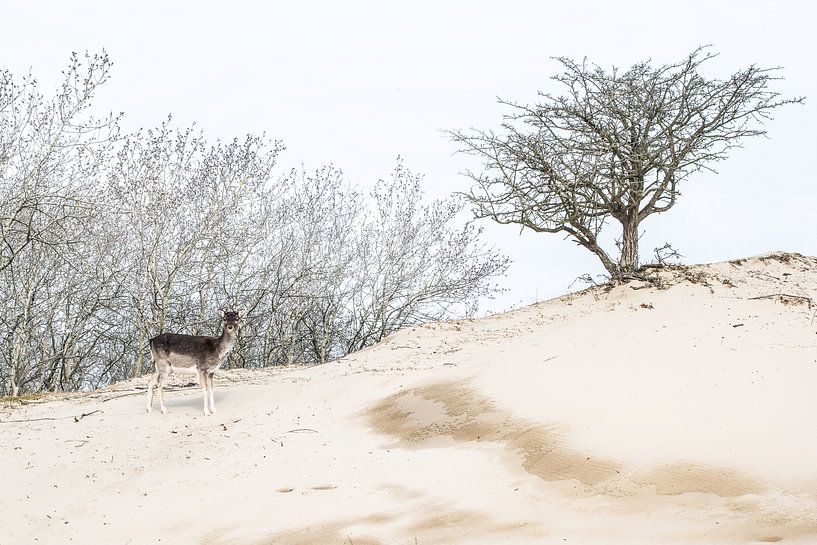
[218,326,238,357]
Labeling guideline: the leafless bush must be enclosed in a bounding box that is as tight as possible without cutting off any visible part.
[0,54,508,395]
[0,52,119,395]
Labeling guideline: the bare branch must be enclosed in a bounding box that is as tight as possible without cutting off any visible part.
[448,47,804,277]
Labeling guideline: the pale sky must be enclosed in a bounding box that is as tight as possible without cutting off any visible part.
[3,0,816,313]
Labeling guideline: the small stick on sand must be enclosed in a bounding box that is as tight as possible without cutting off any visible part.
[0,409,103,425]
[748,293,813,307]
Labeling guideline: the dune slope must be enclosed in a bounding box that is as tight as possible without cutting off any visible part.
[2,252,816,545]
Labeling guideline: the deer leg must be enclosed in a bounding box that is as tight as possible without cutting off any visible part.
[157,367,169,415]
[145,371,157,413]
[199,370,211,416]
[207,373,216,414]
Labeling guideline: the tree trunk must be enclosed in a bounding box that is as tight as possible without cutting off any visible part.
[132,330,145,378]
[619,212,640,275]
[10,340,23,396]
[9,377,20,397]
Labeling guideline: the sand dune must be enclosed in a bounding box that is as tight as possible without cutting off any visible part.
[2,252,816,544]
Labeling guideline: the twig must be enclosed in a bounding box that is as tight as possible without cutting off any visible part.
[0,416,60,424]
[0,409,103,424]
[629,283,654,291]
[621,273,662,285]
[748,293,813,307]
[287,428,319,433]
[74,410,101,422]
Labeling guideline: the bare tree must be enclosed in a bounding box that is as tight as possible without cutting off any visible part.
[0,53,508,395]
[106,121,283,377]
[0,52,119,273]
[0,52,119,395]
[282,165,364,365]
[341,160,509,352]
[449,47,804,279]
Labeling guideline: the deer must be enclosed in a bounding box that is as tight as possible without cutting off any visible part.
[145,310,242,416]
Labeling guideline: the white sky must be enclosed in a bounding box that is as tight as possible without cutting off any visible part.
[3,0,816,313]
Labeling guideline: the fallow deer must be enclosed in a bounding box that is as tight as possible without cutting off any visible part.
[145,310,242,416]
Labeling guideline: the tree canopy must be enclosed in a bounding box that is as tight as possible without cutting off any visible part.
[449,47,804,278]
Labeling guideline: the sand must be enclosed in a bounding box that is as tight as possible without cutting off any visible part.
[2,252,816,545]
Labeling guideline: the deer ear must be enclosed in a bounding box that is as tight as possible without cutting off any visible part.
[218,309,225,319]
[238,309,246,319]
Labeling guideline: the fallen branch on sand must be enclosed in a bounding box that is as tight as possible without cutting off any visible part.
[0,409,103,425]
[74,410,101,422]
[287,428,319,434]
[748,293,813,308]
